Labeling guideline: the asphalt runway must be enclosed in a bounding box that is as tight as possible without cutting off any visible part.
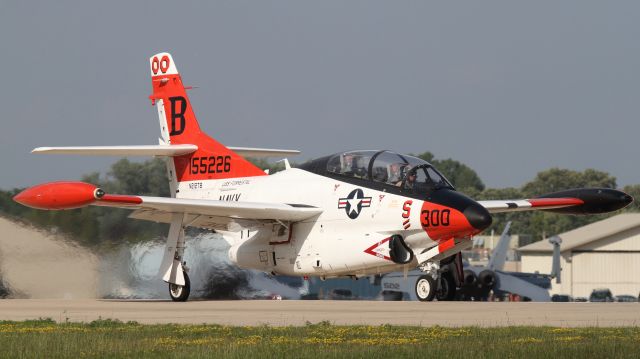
[2,300,640,327]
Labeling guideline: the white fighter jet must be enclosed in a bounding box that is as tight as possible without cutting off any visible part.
[14,53,633,301]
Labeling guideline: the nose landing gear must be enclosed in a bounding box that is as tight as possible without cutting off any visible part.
[415,275,436,301]
[416,254,462,301]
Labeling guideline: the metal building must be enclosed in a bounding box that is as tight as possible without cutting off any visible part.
[519,213,640,299]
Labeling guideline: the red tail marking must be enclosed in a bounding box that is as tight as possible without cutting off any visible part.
[151,57,160,75]
[159,55,170,73]
[151,70,266,182]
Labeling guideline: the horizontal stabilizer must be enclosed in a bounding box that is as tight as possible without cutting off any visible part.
[227,147,300,158]
[32,145,198,156]
[32,145,299,158]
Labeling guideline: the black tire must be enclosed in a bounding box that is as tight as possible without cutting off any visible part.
[436,272,457,301]
[415,275,436,302]
[169,271,191,302]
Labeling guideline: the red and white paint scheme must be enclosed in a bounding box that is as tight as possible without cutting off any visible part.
[16,53,633,302]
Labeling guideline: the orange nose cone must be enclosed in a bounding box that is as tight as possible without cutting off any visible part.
[13,181,98,210]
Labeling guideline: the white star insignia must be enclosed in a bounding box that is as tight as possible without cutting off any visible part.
[347,197,362,215]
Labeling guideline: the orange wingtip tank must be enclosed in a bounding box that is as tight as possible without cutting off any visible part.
[13,181,101,210]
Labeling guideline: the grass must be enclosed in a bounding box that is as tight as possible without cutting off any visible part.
[0,319,638,358]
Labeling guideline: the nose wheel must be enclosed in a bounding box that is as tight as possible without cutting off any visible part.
[415,275,436,301]
[169,271,191,302]
[415,271,458,302]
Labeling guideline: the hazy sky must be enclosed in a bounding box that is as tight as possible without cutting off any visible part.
[1,1,638,190]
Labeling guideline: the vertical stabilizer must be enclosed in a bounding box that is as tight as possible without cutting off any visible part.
[149,52,266,183]
[487,221,512,271]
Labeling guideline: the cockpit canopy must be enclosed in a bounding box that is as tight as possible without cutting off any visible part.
[301,150,454,194]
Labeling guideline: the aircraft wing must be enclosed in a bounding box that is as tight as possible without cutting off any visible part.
[13,182,322,225]
[494,271,551,302]
[478,188,633,215]
[94,194,321,222]
[478,198,584,214]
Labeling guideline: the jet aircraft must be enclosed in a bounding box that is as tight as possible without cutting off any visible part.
[378,222,561,301]
[14,53,633,301]
[458,222,561,301]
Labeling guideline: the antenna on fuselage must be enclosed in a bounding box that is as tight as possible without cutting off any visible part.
[276,158,292,170]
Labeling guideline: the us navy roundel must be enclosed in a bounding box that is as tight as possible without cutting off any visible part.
[338,189,372,219]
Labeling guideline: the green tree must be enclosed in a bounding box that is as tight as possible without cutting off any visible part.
[521,168,616,197]
[412,152,485,194]
[246,158,287,174]
[481,168,620,241]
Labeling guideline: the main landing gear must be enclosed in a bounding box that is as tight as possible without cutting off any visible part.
[163,213,192,302]
[169,270,191,302]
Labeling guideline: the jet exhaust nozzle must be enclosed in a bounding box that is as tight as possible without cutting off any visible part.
[478,270,497,289]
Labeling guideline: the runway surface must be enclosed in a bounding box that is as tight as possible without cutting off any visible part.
[1,300,639,327]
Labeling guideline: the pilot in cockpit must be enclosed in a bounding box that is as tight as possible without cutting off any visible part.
[342,154,354,173]
[389,163,403,184]
[404,171,417,190]
[342,154,367,178]
[396,167,417,189]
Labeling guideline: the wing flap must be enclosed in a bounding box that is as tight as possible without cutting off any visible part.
[227,147,300,157]
[129,209,258,231]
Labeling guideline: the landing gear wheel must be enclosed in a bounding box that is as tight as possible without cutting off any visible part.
[169,271,191,302]
[415,275,436,302]
[436,272,456,301]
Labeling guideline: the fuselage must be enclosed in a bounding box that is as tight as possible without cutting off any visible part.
[175,160,490,278]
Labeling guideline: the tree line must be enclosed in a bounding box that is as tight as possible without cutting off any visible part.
[0,155,637,247]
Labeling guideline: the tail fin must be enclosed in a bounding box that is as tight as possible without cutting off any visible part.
[487,221,511,271]
[149,52,266,182]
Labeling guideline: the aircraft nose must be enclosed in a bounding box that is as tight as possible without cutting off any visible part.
[463,202,492,231]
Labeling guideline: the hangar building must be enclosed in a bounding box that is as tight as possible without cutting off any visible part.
[519,213,640,298]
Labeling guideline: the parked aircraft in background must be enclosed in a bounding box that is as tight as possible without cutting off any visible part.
[458,222,561,301]
[380,223,561,301]
[14,53,633,301]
